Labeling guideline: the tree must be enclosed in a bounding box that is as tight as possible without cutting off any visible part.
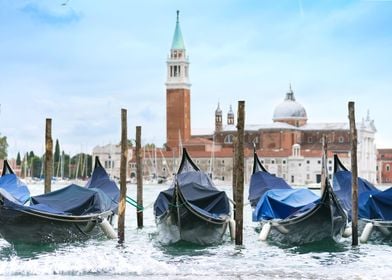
[0,134,8,159]
[54,139,60,163]
[16,152,21,165]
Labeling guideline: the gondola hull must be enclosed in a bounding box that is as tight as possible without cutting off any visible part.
[156,205,229,245]
[258,188,347,244]
[0,206,113,244]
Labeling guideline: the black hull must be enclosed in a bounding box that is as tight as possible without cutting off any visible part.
[259,186,347,245]
[156,210,228,245]
[0,207,112,244]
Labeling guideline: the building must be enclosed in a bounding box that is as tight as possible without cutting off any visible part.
[377,149,392,184]
[162,11,377,185]
[93,11,379,186]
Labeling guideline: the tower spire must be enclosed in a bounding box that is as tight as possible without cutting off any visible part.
[171,10,185,50]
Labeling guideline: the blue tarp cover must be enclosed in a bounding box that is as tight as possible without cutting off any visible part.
[0,161,119,216]
[358,187,392,220]
[154,171,230,220]
[333,169,379,220]
[252,188,320,221]
[248,170,291,208]
[0,173,30,204]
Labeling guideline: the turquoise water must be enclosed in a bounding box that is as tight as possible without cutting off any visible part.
[1,183,392,279]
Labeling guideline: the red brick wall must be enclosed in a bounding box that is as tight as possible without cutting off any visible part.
[166,88,191,150]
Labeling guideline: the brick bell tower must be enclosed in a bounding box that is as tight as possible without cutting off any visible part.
[165,10,191,150]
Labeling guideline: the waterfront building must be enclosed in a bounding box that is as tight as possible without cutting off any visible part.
[93,11,381,186]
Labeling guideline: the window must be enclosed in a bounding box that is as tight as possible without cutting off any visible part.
[387,165,391,172]
[307,137,313,143]
[291,175,294,183]
[298,163,302,167]
[272,160,275,164]
[221,160,225,164]
[338,136,344,143]
[306,160,310,164]
[283,160,286,164]
[292,144,300,157]
[224,134,234,144]
[306,174,310,180]
[317,160,321,164]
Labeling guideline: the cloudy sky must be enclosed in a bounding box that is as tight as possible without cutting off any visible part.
[0,0,391,158]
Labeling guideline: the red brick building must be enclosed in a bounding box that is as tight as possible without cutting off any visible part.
[377,149,392,184]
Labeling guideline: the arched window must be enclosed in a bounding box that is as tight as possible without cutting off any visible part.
[387,165,391,172]
[224,134,234,144]
[292,144,301,157]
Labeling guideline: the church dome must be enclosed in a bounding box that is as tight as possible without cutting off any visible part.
[273,86,307,122]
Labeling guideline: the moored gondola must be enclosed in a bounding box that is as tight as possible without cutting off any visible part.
[0,157,119,244]
[154,148,231,245]
[333,154,392,242]
[249,151,347,244]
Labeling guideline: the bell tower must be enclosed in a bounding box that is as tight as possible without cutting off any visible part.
[166,10,191,150]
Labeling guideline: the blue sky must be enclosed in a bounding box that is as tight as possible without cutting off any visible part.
[0,0,391,157]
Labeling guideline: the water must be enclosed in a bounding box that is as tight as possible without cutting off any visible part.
[1,183,392,279]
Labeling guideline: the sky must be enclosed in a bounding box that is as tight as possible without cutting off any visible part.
[0,0,391,158]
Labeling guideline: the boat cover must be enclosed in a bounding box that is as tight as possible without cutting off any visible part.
[333,155,379,220]
[154,171,230,220]
[0,173,30,204]
[0,158,119,216]
[249,170,291,208]
[252,188,320,221]
[359,188,392,220]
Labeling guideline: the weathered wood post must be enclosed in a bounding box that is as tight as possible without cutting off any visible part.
[235,101,245,246]
[349,101,359,246]
[136,126,143,228]
[118,109,128,244]
[44,118,53,194]
[232,136,237,218]
[320,134,327,194]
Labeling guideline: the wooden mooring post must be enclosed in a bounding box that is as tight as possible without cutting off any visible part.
[235,101,245,246]
[136,126,143,228]
[348,101,359,246]
[320,134,327,194]
[44,118,53,194]
[118,109,128,244]
[232,136,237,218]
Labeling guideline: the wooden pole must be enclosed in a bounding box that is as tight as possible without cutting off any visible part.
[349,101,358,246]
[320,134,327,194]
[235,101,245,246]
[118,109,128,244]
[44,118,53,194]
[136,126,143,228]
[232,136,237,218]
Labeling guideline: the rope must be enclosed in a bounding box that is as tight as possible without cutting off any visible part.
[126,196,144,210]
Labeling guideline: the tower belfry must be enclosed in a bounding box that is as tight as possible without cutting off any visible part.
[166,11,191,150]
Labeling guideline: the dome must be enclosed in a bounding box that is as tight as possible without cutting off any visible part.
[273,87,307,121]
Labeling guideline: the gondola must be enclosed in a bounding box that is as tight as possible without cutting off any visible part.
[333,154,392,242]
[248,151,347,244]
[154,148,231,245]
[0,158,119,244]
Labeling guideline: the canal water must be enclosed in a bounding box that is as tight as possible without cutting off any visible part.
[1,183,392,279]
